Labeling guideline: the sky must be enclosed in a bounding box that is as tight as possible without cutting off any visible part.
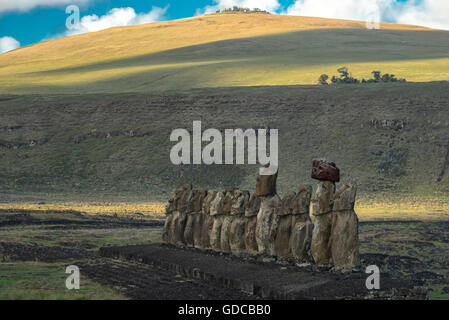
[1,0,449,54]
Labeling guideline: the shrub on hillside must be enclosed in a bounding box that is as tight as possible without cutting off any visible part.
[377,148,408,177]
[318,74,329,85]
[318,67,406,85]
[216,7,270,14]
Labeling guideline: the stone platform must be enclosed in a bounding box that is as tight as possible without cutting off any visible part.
[99,243,426,300]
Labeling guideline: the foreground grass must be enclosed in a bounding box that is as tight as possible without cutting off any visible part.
[0,215,162,300]
[427,285,449,300]
[0,262,127,300]
[358,221,449,300]
[0,209,447,299]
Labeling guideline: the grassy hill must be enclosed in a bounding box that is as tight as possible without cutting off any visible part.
[1,13,449,94]
[0,14,449,205]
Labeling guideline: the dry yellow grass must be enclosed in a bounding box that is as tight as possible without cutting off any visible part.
[1,14,429,72]
[1,13,445,94]
[1,198,448,221]
[0,202,166,217]
[355,196,449,221]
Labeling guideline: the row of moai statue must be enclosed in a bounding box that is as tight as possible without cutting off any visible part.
[163,159,360,268]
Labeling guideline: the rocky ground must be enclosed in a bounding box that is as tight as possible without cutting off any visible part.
[0,210,447,299]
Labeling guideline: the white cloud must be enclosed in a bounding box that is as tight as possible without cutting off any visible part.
[284,0,396,23]
[283,0,449,30]
[0,36,20,54]
[65,6,169,36]
[396,0,449,30]
[198,0,281,15]
[0,0,90,13]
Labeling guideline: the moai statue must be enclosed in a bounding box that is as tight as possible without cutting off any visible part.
[183,189,207,247]
[229,190,250,254]
[209,191,225,251]
[275,191,296,258]
[255,166,280,257]
[255,164,278,197]
[192,189,207,248]
[169,184,193,245]
[220,188,235,252]
[199,191,217,249]
[310,159,339,264]
[329,183,361,268]
[244,193,261,254]
[183,190,197,247]
[290,185,313,261]
[162,190,179,243]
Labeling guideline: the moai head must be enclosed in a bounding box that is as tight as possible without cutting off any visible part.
[311,181,335,216]
[166,188,183,215]
[333,183,357,212]
[255,163,278,196]
[176,184,191,212]
[178,184,195,214]
[192,189,207,213]
[245,193,261,217]
[311,158,340,183]
[210,191,225,216]
[221,188,236,215]
[293,184,313,215]
[202,191,217,215]
[280,191,297,216]
[165,195,176,215]
[230,190,250,216]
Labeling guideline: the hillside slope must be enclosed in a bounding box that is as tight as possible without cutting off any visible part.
[1,14,449,203]
[1,83,449,200]
[1,13,449,94]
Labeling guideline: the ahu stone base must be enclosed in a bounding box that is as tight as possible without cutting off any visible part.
[100,243,427,300]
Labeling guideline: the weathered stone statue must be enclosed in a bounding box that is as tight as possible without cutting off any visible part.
[183,211,196,247]
[255,167,280,257]
[310,181,335,264]
[183,189,206,247]
[192,189,207,248]
[256,195,281,256]
[199,191,217,249]
[229,190,250,254]
[244,193,261,254]
[329,183,361,268]
[310,159,339,264]
[290,185,313,261]
[275,191,296,258]
[255,165,278,197]
[210,191,225,251]
[169,184,194,245]
[220,189,234,252]
[162,191,177,243]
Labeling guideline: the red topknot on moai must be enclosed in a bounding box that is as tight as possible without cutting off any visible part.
[311,158,340,183]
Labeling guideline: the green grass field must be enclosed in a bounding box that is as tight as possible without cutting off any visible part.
[1,83,449,204]
[0,262,127,300]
